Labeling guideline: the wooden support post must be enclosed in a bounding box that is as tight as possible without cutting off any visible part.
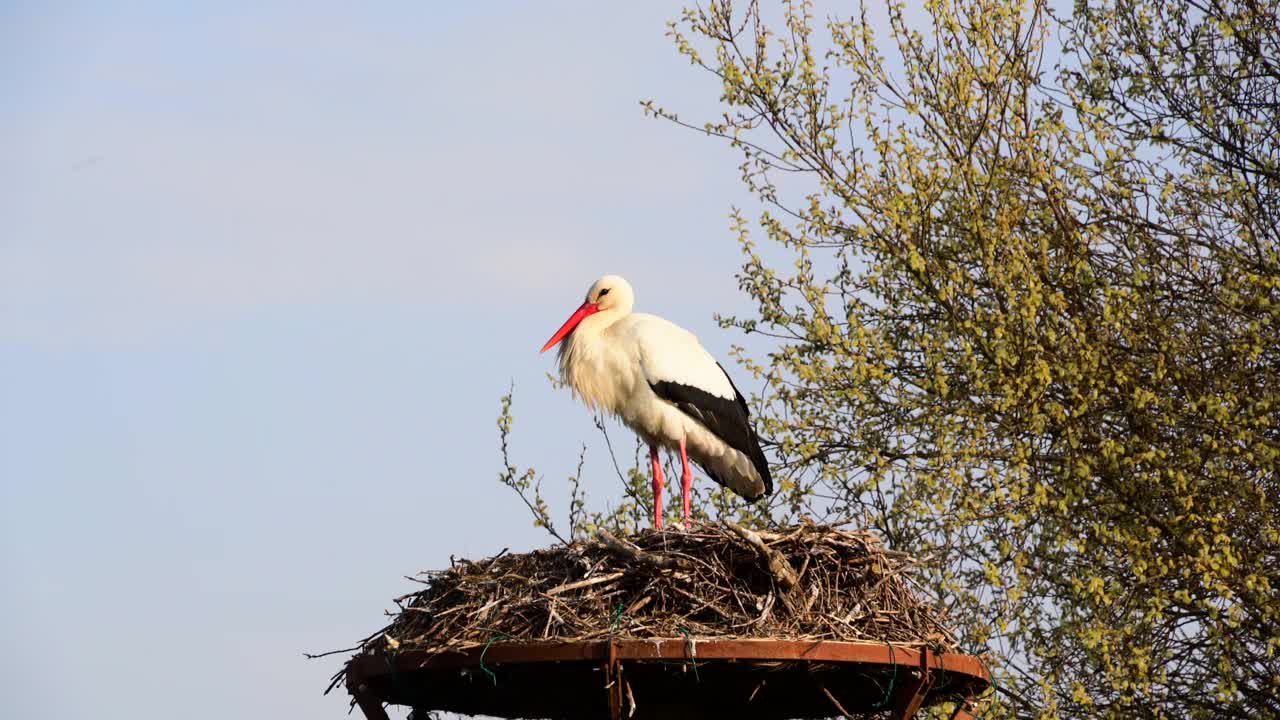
[890,646,935,720]
[606,637,624,720]
[346,663,392,720]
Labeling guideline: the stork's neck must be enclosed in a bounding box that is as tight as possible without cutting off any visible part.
[562,306,626,350]
[556,306,631,410]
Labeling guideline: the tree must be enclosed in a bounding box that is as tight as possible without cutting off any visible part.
[636,0,1280,717]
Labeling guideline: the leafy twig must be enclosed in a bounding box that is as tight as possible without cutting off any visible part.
[497,385,568,544]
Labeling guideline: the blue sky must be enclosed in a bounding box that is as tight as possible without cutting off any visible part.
[1,2,776,718]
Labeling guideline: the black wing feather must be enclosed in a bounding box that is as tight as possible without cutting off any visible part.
[648,362,773,499]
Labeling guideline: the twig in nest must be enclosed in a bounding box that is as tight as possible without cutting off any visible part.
[545,571,626,596]
[596,529,684,570]
[303,645,361,660]
[725,520,799,591]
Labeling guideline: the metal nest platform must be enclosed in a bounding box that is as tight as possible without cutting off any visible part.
[346,637,990,720]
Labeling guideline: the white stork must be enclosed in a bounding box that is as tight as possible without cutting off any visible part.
[540,274,772,529]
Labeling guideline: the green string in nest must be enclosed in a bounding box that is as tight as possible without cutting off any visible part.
[869,640,898,710]
[969,651,1000,718]
[609,602,625,635]
[479,634,514,686]
[677,626,700,682]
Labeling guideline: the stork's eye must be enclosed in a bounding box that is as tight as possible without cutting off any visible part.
[598,288,611,298]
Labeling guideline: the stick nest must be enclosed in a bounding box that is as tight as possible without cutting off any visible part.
[349,521,958,663]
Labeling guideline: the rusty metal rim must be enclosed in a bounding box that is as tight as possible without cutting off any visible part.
[348,638,989,686]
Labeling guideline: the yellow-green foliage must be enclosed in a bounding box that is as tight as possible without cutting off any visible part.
[649,1,1279,717]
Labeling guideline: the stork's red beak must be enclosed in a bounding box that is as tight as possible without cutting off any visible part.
[540,301,599,353]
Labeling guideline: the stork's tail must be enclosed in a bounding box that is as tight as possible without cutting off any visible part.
[702,436,772,502]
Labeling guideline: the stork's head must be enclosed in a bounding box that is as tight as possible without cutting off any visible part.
[540,274,634,353]
[584,274,634,313]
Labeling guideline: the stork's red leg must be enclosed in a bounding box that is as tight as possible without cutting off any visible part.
[649,444,664,529]
[679,436,692,529]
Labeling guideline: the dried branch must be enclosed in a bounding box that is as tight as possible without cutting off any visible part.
[725,519,799,591]
[596,528,686,570]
